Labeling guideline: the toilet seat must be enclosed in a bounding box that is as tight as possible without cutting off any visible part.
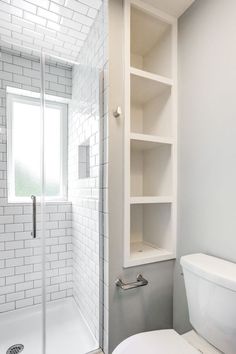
[112,329,200,354]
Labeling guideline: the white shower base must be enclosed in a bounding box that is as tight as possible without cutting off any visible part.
[0,297,98,354]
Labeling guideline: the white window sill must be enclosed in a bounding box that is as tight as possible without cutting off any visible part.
[7,199,71,205]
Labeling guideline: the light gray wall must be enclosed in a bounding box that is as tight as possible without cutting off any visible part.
[174,0,236,333]
[108,1,174,352]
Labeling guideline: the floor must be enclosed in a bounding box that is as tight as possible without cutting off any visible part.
[183,330,222,354]
[0,297,98,354]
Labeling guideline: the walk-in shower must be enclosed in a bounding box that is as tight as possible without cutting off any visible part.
[0,1,107,353]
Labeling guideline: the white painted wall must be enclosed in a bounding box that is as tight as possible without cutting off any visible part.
[174,0,236,333]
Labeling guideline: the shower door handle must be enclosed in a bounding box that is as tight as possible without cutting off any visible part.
[31,195,36,238]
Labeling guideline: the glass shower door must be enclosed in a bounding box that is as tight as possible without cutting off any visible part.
[0,44,104,354]
[0,44,45,354]
[42,52,103,354]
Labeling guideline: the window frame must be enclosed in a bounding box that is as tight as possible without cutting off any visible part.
[7,92,68,203]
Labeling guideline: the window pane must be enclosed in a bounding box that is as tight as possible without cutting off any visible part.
[12,99,63,198]
[13,101,41,197]
[45,106,61,196]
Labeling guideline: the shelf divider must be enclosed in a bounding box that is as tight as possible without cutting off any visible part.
[130,132,174,145]
[130,66,173,86]
[130,196,173,204]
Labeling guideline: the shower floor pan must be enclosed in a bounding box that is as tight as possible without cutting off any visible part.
[0,297,98,354]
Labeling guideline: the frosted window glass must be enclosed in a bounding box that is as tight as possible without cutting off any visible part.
[45,107,61,196]
[13,101,41,197]
[11,99,66,198]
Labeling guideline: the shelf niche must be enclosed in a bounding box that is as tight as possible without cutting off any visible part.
[130,141,172,197]
[124,0,177,267]
[130,72,172,137]
[130,203,173,263]
[130,5,172,78]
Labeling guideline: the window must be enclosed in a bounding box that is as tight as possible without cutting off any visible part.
[7,93,67,202]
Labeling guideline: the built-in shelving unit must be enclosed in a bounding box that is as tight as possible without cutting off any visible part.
[124,0,177,267]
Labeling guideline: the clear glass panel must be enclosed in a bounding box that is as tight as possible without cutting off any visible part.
[0,44,43,354]
[0,0,106,352]
[43,48,102,354]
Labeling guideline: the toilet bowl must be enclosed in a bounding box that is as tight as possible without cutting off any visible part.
[112,329,222,354]
[113,254,236,354]
[112,329,200,354]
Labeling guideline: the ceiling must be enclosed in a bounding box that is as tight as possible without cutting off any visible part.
[143,0,195,18]
[0,0,102,62]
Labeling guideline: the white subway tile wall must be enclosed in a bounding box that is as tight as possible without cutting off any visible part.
[68,3,108,346]
[0,3,108,351]
[0,0,102,61]
[0,49,73,311]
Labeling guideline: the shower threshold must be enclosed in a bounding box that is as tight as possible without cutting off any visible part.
[0,297,98,354]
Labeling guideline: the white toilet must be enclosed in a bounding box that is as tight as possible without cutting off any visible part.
[113,253,236,354]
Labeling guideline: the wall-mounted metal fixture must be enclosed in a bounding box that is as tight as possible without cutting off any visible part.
[31,195,36,239]
[115,274,148,290]
[113,106,122,118]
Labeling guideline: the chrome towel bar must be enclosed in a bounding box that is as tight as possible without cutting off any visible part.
[115,274,148,290]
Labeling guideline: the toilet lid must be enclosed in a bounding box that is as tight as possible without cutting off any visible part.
[113,329,200,354]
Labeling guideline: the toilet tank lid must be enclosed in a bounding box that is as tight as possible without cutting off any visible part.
[180,253,236,292]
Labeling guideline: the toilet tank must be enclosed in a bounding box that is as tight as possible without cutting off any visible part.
[181,253,236,354]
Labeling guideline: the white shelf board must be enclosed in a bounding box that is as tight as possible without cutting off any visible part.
[130,196,173,204]
[131,67,173,85]
[130,67,173,105]
[127,241,175,267]
[130,133,174,151]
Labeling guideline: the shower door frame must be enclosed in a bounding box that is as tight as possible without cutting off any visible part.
[40,51,47,354]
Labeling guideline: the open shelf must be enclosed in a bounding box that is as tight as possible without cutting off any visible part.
[130,5,172,78]
[130,69,172,138]
[129,203,175,265]
[131,142,172,197]
[130,242,174,265]
[130,67,172,105]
